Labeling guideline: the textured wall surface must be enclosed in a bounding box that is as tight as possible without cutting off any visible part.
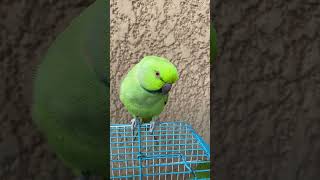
[212,0,320,179]
[110,0,211,144]
[0,1,95,179]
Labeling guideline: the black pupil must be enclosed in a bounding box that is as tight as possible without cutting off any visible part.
[156,72,159,76]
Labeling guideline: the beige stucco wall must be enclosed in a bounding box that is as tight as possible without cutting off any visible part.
[110,0,210,144]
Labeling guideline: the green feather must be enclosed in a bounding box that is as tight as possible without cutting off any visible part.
[32,0,108,178]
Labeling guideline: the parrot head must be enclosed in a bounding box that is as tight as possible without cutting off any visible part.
[137,56,179,95]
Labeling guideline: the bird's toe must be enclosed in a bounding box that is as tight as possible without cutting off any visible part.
[130,118,136,129]
[149,121,156,133]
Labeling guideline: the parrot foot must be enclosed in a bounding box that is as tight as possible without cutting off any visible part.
[130,118,140,130]
[149,121,156,133]
[131,118,140,141]
[149,117,159,133]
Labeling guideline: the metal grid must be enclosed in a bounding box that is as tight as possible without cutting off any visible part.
[110,122,210,179]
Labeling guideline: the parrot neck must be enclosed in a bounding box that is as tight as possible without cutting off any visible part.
[140,85,163,94]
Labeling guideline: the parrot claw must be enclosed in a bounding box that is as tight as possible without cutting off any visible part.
[131,118,140,141]
[149,121,156,133]
[130,119,136,130]
[130,118,140,130]
[149,117,159,133]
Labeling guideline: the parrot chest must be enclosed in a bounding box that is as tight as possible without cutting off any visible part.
[120,85,167,118]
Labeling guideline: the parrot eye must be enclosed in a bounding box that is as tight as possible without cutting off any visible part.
[155,71,160,77]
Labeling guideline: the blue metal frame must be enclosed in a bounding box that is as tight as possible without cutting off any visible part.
[110,121,210,179]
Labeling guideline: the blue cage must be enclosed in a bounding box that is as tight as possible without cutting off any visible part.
[110,122,210,179]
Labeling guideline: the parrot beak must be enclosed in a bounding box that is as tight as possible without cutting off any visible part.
[162,83,172,94]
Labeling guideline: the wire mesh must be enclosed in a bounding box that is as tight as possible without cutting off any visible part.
[110,122,210,180]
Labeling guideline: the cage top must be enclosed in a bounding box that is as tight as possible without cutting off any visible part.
[111,121,193,128]
[110,121,210,157]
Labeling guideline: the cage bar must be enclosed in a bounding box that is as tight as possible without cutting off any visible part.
[110,122,210,179]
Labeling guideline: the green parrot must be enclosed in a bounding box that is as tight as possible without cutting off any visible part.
[32,0,108,179]
[119,56,179,135]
